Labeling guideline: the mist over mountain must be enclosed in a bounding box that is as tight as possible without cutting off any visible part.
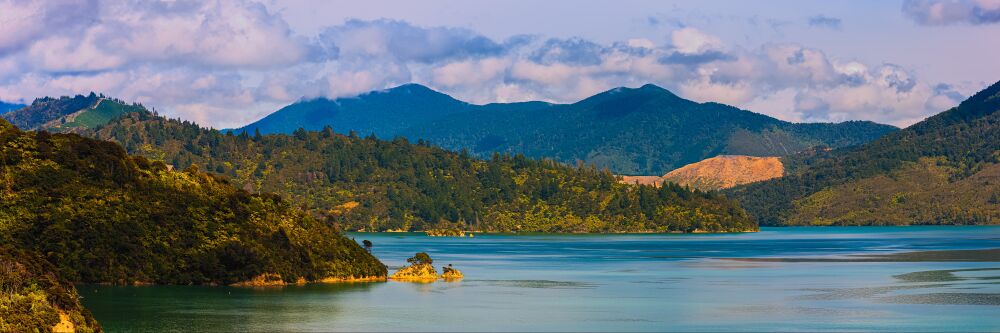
[236,84,898,175]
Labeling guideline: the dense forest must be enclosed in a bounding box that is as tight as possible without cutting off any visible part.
[728,80,1000,226]
[0,119,386,286]
[237,83,897,175]
[0,246,102,332]
[74,106,757,233]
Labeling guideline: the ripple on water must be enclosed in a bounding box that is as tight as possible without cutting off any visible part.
[893,267,1000,283]
[878,293,1000,305]
[468,279,597,289]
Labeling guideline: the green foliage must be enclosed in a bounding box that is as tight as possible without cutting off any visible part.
[406,252,433,266]
[728,80,1000,226]
[237,84,897,175]
[81,108,756,233]
[0,120,386,285]
[49,98,146,131]
[0,246,102,333]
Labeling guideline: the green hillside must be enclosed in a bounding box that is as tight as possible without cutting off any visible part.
[728,80,1000,226]
[78,103,756,233]
[0,247,102,333]
[0,118,386,285]
[46,97,145,131]
[2,94,100,130]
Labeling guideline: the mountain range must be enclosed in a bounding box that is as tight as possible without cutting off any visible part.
[235,84,898,175]
[0,100,25,114]
[6,79,998,228]
[5,94,756,233]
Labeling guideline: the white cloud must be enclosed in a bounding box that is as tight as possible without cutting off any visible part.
[0,1,978,128]
[902,0,1000,25]
[670,27,724,55]
[432,58,509,87]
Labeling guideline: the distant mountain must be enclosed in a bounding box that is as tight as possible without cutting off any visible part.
[237,84,898,175]
[728,80,1000,226]
[238,84,471,137]
[27,98,755,233]
[0,100,25,114]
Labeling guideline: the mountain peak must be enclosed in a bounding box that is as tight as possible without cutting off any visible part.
[376,83,441,96]
[639,83,666,91]
[578,83,685,108]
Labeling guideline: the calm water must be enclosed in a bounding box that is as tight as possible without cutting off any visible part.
[80,227,1000,332]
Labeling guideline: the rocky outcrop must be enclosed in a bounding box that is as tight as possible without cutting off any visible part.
[389,253,464,282]
[441,265,464,280]
[389,263,439,282]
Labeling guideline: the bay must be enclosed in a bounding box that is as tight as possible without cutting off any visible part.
[80,226,1000,332]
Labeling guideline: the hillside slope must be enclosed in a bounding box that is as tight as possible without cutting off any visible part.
[620,155,784,191]
[237,84,897,175]
[237,84,471,137]
[728,80,1000,226]
[69,101,757,233]
[0,118,386,285]
[0,247,102,333]
[2,94,100,130]
[662,156,784,191]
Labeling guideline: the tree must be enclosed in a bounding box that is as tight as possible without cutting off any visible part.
[362,240,373,253]
[406,252,432,266]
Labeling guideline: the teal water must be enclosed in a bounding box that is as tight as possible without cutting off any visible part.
[80,226,1000,332]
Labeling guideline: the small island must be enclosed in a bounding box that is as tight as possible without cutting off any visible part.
[389,253,464,282]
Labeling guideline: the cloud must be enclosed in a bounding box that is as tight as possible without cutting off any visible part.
[0,0,98,55]
[808,15,842,29]
[902,0,1000,25]
[0,1,977,128]
[318,19,506,64]
[670,27,725,55]
[530,38,606,65]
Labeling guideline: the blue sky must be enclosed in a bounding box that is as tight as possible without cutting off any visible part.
[1,0,998,128]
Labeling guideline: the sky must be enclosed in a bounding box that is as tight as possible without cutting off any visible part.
[1,0,998,128]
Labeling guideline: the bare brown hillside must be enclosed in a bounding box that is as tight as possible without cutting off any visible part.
[664,155,784,190]
[621,155,784,190]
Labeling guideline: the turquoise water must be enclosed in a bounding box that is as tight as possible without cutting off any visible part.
[80,227,1000,332]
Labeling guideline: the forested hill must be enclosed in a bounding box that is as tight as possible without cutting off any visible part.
[2,93,100,129]
[236,83,897,175]
[0,118,386,286]
[69,103,756,233]
[728,80,1000,226]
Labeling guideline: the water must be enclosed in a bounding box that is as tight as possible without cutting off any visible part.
[79,226,1000,332]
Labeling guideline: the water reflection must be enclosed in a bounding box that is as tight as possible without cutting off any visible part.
[80,227,1000,332]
